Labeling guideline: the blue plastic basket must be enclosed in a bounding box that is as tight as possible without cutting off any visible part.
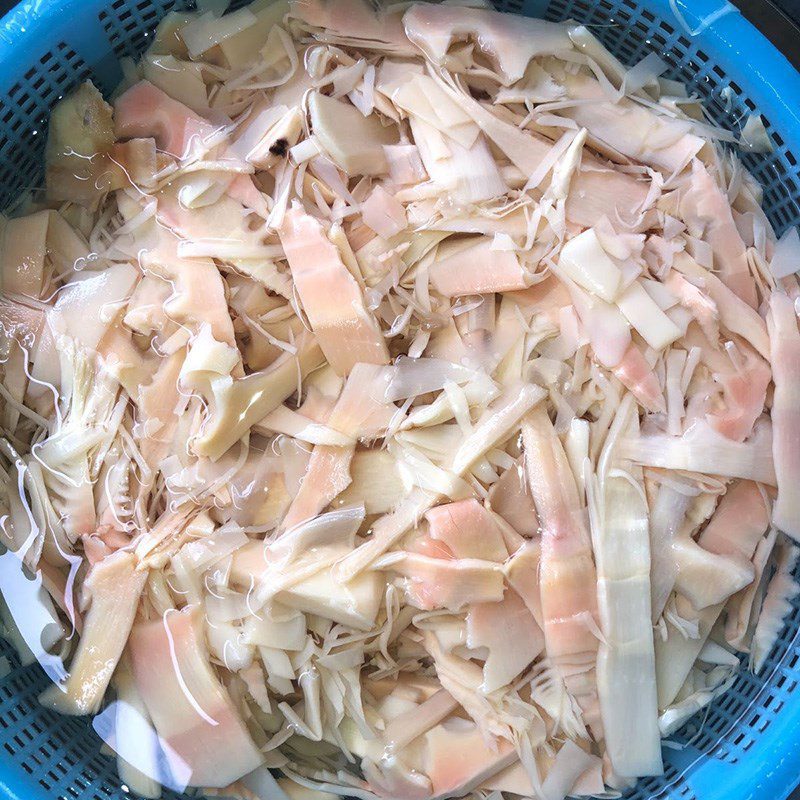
[1,0,800,798]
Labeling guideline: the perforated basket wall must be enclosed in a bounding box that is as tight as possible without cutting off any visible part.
[1,0,800,798]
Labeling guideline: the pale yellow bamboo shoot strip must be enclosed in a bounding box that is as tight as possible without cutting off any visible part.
[767,292,800,541]
[619,417,776,486]
[654,481,769,708]
[589,395,662,778]
[40,552,147,715]
[451,383,546,474]
[648,484,691,622]
[382,689,459,752]
[726,527,778,650]
[112,659,162,799]
[654,597,721,711]
[671,538,754,609]
[193,330,325,460]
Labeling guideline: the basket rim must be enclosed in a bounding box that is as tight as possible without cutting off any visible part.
[0,1,800,799]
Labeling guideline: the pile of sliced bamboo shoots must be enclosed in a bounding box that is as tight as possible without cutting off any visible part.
[1,1,799,798]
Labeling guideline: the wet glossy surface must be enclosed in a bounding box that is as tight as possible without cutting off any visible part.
[0,1,800,800]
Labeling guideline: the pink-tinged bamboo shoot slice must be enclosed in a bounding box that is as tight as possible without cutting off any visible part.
[124,274,172,336]
[522,406,601,737]
[612,343,665,414]
[429,238,528,297]
[488,460,539,537]
[279,205,389,375]
[0,211,49,297]
[383,143,427,185]
[566,166,650,230]
[767,292,800,541]
[361,185,407,238]
[466,588,544,692]
[114,80,216,159]
[565,278,631,370]
[422,719,518,796]
[664,271,720,344]
[281,445,354,530]
[673,252,769,359]
[425,499,508,562]
[705,345,770,442]
[408,534,455,560]
[40,552,146,715]
[155,173,267,255]
[387,552,504,611]
[482,761,539,796]
[680,161,757,308]
[140,234,236,349]
[363,758,431,800]
[129,605,263,788]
